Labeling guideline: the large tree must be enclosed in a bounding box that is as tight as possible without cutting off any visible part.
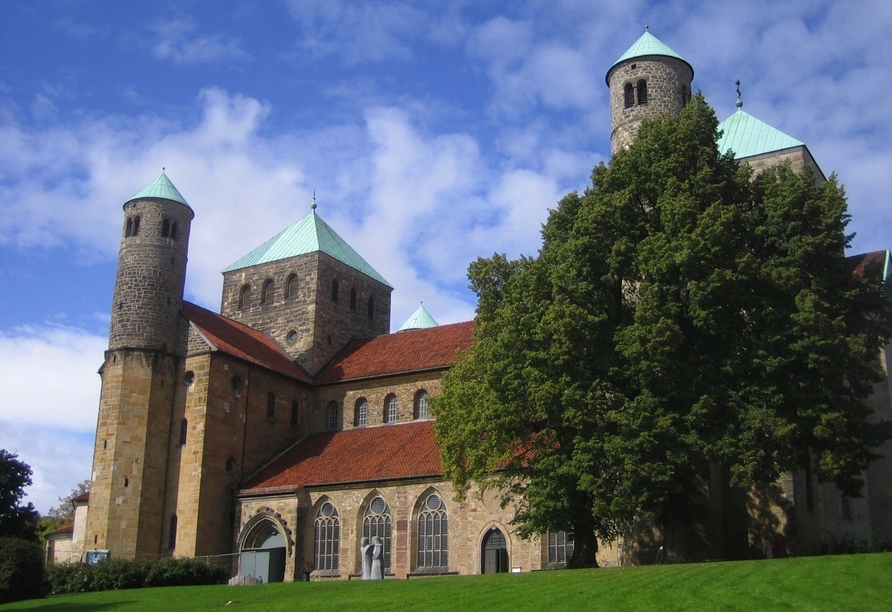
[0,450,39,541]
[433,95,892,567]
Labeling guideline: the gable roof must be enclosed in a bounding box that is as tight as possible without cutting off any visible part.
[398,303,439,331]
[607,30,693,84]
[717,109,805,159]
[847,250,890,282]
[126,172,191,209]
[223,210,391,287]
[181,301,312,383]
[238,420,442,496]
[315,321,474,384]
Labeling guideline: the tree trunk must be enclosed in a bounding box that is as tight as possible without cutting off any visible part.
[568,519,599,568]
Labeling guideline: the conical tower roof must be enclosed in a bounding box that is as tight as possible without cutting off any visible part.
[223,208,391,287]
[398,303,438,331]
[717,108,804,159]
[126,172,190,209]
[606,29,693,84]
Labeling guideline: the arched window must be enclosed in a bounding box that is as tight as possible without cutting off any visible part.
[314,501,340,571]
[415,391,429,420]
[261,279,274,304]
[132,216,140,236]
[331,279,339,303]
[327,402,339,430]
[548,531,574,564]
[417,493,448,570]
[179,419,188,445]
[291,400,299,426]
[354,399,369,427]
[267,392,276,419]
[367,296,375,321]
[169,515,178,549]
[624,82,635,108]
[238,284,251,310]
[637,79,648,105]
[384,395,398,424]
[350,288,358,312]
[171,222,178,240]
[364,496,392,571]
[125,217,133,237]
[161,218,171,237]
[285,274,298,299]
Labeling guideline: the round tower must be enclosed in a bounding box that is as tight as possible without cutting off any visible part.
[109,172,194,353]
[606,28,694,155]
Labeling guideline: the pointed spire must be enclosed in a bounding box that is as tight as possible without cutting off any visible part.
[126,172,190,209]
[607,28,693,84]
[398,303,439,332]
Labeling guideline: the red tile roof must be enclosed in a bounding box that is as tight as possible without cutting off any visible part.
[315,321,474,383]
[182,301,312,383]
[73,492,90,503]
[847,251,888,280]
[238,420,442,495]
[45,524,74,537]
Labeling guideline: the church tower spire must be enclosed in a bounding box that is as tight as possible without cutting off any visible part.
[606,28,694,154]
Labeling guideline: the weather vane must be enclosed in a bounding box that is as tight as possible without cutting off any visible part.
[311,190,317,211]
[735,80,743,108]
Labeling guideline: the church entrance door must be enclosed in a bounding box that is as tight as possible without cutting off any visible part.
[241,531,286,583]
[481,527,508,574]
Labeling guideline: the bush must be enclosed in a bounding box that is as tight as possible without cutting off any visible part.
[0,537,46,603]
[46,556,230,595]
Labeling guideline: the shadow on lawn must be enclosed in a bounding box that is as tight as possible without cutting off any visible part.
[3,602,131,612]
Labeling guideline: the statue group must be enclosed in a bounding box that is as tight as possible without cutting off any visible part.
[360,536,384,580]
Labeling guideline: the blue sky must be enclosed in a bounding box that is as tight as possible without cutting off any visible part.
[2,0,891,514]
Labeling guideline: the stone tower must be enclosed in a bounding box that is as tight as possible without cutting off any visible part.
[220,203,392,375]
[85,173,194,559]
[606,28,694,155]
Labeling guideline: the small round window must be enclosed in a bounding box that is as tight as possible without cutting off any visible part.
[287,330,298,344]
[320,501,335,517]
[184,371,195,386]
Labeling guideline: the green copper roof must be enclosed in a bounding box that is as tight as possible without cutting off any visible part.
[398,303,438,332]
[607,30,693,84]
[717,108,804,159]
[126,172,190,209]
[223,209,392,287]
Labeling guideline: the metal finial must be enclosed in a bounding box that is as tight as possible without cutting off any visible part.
[311,190,317,211]
[162,167,166,174]
[645,24,649,32]
[735,80,743,108]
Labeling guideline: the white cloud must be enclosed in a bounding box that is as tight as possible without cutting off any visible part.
[151,17,248,65]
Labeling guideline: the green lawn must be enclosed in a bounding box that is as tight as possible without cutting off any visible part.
[4,553,890,612]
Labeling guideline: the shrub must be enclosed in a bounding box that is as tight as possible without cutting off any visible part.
[0,537,46,603]
[46,556,230,595]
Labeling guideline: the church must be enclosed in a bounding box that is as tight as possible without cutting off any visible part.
[45,30,892,580]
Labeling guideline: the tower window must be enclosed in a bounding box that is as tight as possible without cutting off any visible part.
[171,222,178,240]
[162,219,171,238]
[350,288,357,312]
[624,83,635,108]
[331,279,339,303]
[125,216,141,237]
[267,392,276,419]
[238,284,251,310]
[637,79,648,105]
[261,279,274,305]
[285,273,298,299]
[179,418,188,445]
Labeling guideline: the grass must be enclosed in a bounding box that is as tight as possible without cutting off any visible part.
[4,553,891,611]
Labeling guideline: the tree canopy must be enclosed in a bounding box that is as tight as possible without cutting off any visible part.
[432,95,892,567]
[0,450,39,541]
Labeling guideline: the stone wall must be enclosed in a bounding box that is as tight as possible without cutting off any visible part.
[109,197,192,352]
[314,371,442,432]
[739,146,825,182]
[608,56,693,155]
[221,252,391,375]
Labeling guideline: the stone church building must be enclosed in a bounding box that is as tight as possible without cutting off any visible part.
[46,30,892,579]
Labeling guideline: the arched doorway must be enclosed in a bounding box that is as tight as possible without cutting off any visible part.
[481,527,508,574]
[240,521,287,583]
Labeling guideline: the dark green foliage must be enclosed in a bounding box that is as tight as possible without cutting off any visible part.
[0,450,39,541]
[45,557,230,595]
[0,537,46,603]
[434,94,892,567]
